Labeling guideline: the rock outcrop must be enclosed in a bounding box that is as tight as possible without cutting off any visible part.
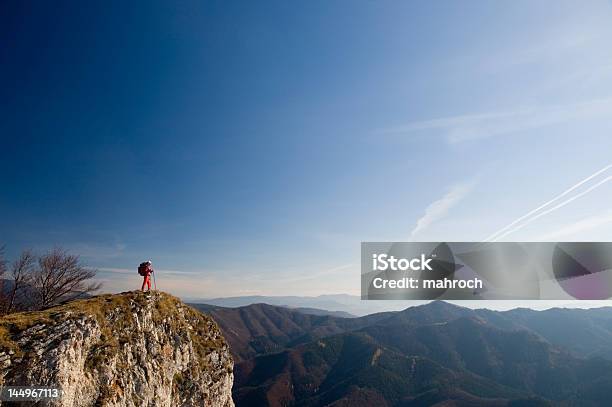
[0,291,234,406]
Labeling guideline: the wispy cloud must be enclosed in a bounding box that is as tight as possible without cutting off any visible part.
[95,263,360,298]
[280,263,355,283]
[55,242,127,261]
[410,182,473,239]
[485,164,612,241]
[536,211,612,241]
[381,98,612,143]
[489,172,612,241]
[477,21,607,73]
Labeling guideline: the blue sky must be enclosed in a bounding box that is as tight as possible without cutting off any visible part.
[2,1,612,300]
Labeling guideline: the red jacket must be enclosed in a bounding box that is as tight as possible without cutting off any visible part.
[139,264,154,276]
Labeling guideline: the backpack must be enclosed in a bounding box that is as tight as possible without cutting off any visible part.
[138,262,148,276]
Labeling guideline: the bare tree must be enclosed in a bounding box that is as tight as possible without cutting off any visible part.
[4,250,36,314]
[30,248,102,309]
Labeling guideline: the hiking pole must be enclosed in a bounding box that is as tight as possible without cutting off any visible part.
[153,271,157,291]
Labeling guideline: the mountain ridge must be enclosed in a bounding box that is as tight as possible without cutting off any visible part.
[199,300,612,406]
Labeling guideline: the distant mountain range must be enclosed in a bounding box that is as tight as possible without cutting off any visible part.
[191,294,423,316]
[195,300,612,406]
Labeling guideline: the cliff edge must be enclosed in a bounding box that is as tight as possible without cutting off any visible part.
[0,291,234,406]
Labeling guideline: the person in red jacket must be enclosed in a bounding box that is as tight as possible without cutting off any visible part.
[139,260,154,291]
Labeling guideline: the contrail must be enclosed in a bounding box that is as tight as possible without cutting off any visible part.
[484,164,612,242]
[491,175,612,241]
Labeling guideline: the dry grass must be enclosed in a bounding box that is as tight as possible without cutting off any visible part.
[0,290,229,371]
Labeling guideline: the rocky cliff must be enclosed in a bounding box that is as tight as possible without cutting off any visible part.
[0,291,234,406]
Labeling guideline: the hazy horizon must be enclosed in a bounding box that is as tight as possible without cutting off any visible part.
[180,293,612,313]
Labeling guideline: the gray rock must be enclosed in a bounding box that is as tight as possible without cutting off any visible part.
[0,291,234,407]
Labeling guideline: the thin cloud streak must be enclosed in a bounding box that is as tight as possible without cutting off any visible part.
[381,98,612,143]
[536,211,612,241]
[484,164,612,241]
[492,175,612,241]
[410,183,473,240]
[96,263,361,298]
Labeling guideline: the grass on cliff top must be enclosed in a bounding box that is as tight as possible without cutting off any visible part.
[0,290,200,355]
[0,290,231,387]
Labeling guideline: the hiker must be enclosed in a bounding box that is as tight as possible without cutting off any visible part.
[138,260,154,291]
